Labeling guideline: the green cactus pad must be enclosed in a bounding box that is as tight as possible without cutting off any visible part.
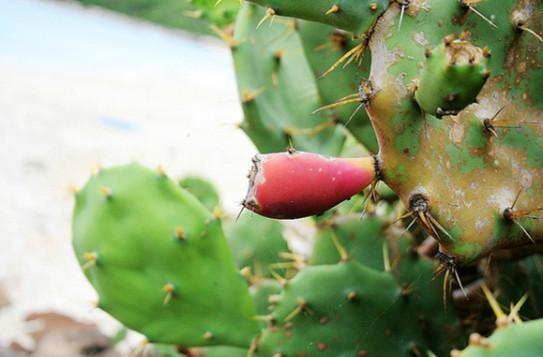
[233,3,380,155]
[457,319,543,357]
[298,21,378,153]
[258,261,429,356]
[311,217,466,354]
[72,163,258,347]
[233,3,346,155]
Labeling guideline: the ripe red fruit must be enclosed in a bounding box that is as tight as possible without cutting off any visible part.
[243,151,376,219]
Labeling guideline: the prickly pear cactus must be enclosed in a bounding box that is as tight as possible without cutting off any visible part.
[70,0,543,355]
[72,164,258,347]
[239,0,543,263]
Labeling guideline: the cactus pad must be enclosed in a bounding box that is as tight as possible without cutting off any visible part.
[365,0,543,262]
[72,164,258,347]
[258,261,429,356]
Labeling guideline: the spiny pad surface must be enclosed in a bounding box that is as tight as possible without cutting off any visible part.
[258,261,429,356]
[365,0,543,262]
[233,4,377,154]
[72,163,258,347]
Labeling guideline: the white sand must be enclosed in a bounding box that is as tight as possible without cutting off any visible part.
[0,0,259,350]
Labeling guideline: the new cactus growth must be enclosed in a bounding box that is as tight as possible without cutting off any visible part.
[414,37,490,116]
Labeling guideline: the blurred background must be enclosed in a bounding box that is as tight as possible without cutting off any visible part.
[0,0,265,354]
